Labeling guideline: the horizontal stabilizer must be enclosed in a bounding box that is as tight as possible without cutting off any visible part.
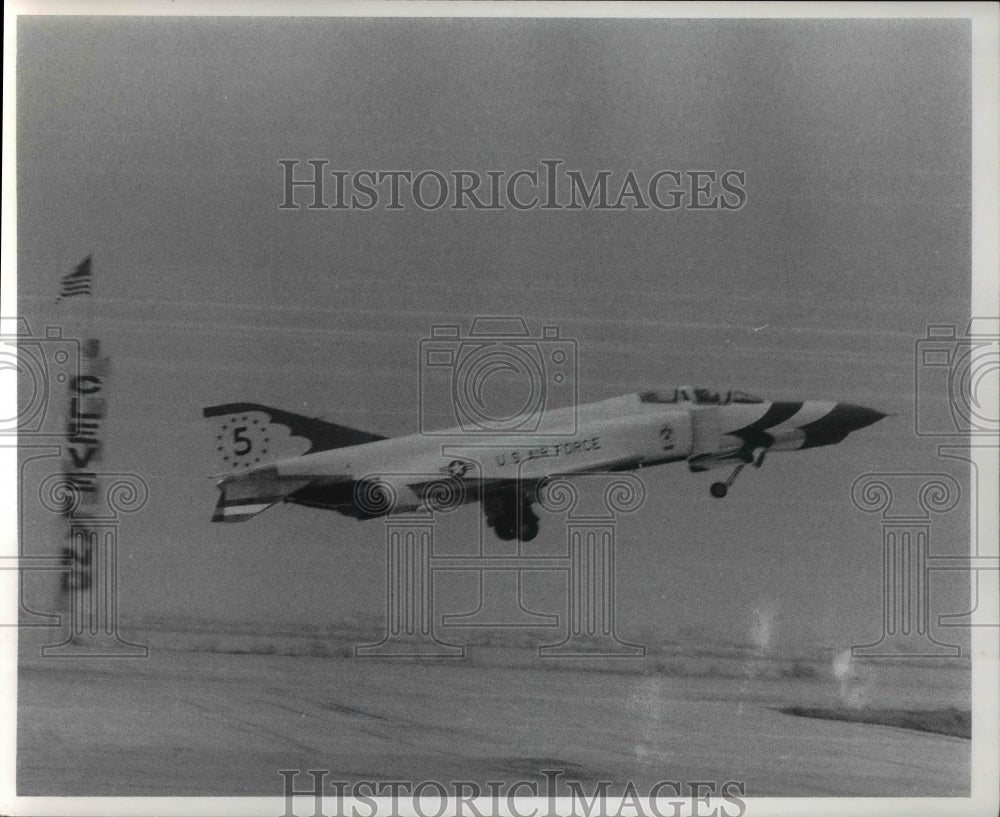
[212,468,312,523]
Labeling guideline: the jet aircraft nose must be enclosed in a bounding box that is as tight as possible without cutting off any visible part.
[833,403,887,432]
[796,402,887,449]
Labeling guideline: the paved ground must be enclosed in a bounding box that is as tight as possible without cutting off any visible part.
[17,646,969,797]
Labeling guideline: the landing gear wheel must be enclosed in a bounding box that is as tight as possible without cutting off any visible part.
[711,462,747,498]
[485,490,542,541]
[495,520,519,541]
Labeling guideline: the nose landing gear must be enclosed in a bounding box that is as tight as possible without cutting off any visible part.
[709,447,768,498]
[710,464,744,498]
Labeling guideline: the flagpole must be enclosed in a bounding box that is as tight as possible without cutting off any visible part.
[47,256,146,656]
[53,256,96,636]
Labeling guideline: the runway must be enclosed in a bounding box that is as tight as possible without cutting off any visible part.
[18,643,970,797]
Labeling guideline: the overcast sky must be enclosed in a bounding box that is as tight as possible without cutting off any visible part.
[16,16,972,651]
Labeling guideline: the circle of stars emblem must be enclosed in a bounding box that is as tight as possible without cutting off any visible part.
[217,414,271,469]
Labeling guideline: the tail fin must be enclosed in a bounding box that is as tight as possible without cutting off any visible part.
[203,402,386,474]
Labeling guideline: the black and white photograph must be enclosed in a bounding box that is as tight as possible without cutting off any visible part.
[3,2,998,815]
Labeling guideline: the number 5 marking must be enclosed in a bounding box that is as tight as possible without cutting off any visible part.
[232,426,252,456]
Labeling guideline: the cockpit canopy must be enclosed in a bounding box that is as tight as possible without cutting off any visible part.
[638,387,765,405]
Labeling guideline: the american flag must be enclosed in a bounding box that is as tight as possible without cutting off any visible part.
[58,256,93,299]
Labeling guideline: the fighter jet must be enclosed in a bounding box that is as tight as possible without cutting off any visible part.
[203,387,885,541]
